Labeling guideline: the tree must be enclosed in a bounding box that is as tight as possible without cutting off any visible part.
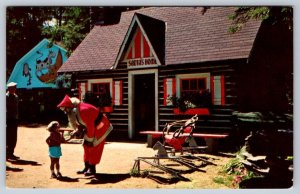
[6,7,91,79]
[42,7,91,56]
[6,6,140,80]
[42,7,140,56]
[227,7,293,113]
[228,6,293,33]
[6,7,53,79]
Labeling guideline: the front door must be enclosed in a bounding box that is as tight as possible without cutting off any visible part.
[133,74,155,139]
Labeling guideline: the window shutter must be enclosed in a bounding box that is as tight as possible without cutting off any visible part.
[113,81,123,106]
[78,82,88,101]
[211,75,225,105]
[164,78,176,106]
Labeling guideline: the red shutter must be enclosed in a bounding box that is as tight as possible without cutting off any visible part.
[164,78,176,106]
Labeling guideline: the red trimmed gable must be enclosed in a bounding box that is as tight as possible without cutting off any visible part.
[124,27,153,60]
[116,13,165,69]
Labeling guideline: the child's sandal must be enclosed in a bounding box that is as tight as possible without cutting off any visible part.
[51,173,57,179]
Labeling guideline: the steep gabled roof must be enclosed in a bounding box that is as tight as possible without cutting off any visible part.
[114,13,165,68]
[134,13,165,66]
[59,7,261,73]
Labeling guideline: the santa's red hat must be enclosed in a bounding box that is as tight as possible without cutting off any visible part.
[57,95,74,108]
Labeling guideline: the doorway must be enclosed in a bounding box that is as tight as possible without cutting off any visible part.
[133,74,155,139]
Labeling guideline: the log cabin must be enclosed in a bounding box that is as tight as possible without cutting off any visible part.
[58,7,293,142]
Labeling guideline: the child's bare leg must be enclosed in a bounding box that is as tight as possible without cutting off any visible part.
[54,158,62,177]
[50,157,55,171]
[50,157,57,178]
[54,158,60,172]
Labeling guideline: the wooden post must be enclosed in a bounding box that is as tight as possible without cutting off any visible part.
[147,134,153,147]
[205,138,219,153]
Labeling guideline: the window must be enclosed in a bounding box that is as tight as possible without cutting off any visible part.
[92,83,110,97]
[180,78,207,97]
[175,75,212,109]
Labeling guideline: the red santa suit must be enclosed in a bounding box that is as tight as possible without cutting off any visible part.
[57,95,113,174]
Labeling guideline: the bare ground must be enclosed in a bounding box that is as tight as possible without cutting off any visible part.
[5,125,233,189]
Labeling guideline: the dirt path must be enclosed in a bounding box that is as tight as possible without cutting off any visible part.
[5,125,232,189]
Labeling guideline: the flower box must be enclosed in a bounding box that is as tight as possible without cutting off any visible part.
[173,108,210,115]
[100,106,113,113]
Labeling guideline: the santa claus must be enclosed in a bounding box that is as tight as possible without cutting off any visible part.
[57,95,113,176]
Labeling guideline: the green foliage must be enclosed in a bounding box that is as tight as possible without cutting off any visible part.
[129,168,150,178]
[213,177,226,185]
[129,168,140,177]
[6,6,91,80]
[286,156,293,161]
[6,7,54,78]
[167,95,191,112]
[6,6,140,80]
[167,90,212,112]
[98,92,112,107]
[83,91,112,108]
[42,7,91,55]
[214,147,261,188]
[228,6,292,33]
[221,157,244,175]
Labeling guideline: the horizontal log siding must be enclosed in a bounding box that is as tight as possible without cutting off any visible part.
[158,61,241,134]
[76,60,244,138]
[76,67,129,138]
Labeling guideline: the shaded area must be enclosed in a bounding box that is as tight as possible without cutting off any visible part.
[239,177,293,189]
[57,176,79,182]
[232,112,293,188]
[208,152,236,158]
[86,173,131,184]
[146,174,189,185]
[6,166,24,172]
[7,159,41,166]
[131,154,219,184]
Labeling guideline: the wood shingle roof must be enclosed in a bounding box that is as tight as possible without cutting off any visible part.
[59,7,261,73]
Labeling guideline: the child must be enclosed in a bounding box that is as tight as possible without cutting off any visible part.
[46,121,66,179]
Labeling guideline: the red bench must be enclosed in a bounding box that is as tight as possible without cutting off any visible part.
[139,130,229,152]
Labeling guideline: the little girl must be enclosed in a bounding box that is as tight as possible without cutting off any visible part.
[46,121,67,179]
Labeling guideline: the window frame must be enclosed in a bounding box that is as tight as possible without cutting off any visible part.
[87,78,113,98]
[176,73,210,98]
[180,78,207,97]
[91,83,110,97]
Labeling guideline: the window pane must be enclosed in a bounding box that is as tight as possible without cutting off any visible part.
[104,83,110,94]
[92,84,98,93]
[99,84,106,94]
[181,80,189,90]
[190,79,197,90]
[180,77,208,98]
[198,79,206,90]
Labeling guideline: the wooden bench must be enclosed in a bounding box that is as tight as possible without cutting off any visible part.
[139,131,229,153]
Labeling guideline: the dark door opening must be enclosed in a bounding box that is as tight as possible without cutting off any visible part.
[134,74,155,139]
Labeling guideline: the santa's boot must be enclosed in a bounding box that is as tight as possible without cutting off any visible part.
[84,164,96,176]
[77,162,90,174]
